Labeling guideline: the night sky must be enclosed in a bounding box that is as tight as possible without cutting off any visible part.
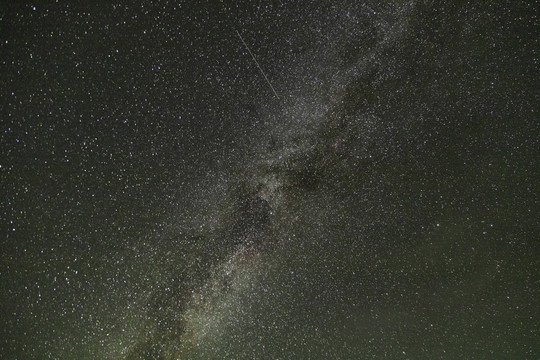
[1,1,538,359]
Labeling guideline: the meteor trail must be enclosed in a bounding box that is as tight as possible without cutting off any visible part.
[236,30,280,100]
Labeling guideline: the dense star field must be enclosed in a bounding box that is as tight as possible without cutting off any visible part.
[1,1,538,359]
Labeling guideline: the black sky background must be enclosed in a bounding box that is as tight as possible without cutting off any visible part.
[1,1,539,359]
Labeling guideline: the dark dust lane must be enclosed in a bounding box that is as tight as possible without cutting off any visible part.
[1,1,538,359]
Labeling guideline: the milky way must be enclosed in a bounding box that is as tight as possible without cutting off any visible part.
[2,1,538,359]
